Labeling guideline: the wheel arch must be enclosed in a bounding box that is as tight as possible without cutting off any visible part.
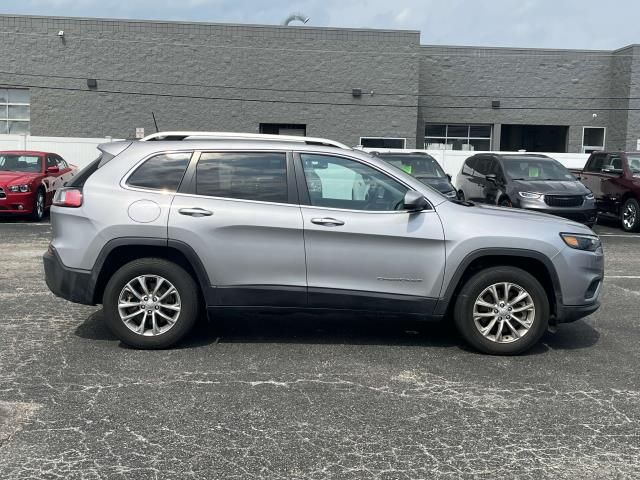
[90,238,212,305]
[435,248,562,319]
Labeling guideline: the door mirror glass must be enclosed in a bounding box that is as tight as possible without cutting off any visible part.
[47,166,60,174]
[403,190,429,211]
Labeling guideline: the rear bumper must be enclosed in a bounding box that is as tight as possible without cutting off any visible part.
[43,248,96,305]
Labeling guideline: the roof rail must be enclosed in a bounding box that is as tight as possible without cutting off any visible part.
[139,131,351,150]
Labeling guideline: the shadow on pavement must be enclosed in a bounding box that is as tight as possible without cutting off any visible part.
[75,308,600,354]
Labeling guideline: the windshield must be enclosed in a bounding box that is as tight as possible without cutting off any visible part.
[502,157,574,181]
[628,155,640,174]
[0,154,42,173]
[379,155,447,178]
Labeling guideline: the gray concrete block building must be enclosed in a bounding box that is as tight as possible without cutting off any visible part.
[1,13,639,153]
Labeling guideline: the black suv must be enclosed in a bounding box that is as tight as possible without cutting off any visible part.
[372,151,458,199]
[456,153,597,226]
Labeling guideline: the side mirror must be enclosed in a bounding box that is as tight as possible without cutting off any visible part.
[602,168,622,176]
[486,173,497,183]
[446,174,452,182]
[403,190,429,211]
[47,166,60,174]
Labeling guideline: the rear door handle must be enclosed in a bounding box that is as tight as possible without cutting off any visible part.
[311,217,344,227]
[179,207,213,217]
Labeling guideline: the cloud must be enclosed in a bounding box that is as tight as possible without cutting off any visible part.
[2,0,638,49]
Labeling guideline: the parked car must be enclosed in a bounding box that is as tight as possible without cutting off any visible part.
[456,153,597,226]
[44,132,603,355]
[0,150,77,221]
[370,151,458,199]
[571,151,640,232]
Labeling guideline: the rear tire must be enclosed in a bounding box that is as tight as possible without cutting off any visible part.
[103,258,199,349]
[621,198,640,232]
[454,266,549,355]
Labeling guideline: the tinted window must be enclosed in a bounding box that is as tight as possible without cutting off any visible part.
[127,152,191,191]
[46,155,57,169]
[56,156,68,169]
[462,157,478,175]
[585,154,607,173]
[196,152,287,203]
[0,154,41,173]
[474,157,493,176]
[301,154,408,211]
[502,157,574,181]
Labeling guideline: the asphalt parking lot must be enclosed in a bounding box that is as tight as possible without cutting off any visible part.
[0,218,639,479]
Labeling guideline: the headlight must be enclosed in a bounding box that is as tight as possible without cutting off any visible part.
[444,190,457,198]
[518,191,542,199]
[560,233,601,252]
[585,193,595,200]
[8,184,30,193]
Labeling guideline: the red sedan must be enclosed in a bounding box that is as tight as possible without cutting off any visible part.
[0,151,77,221]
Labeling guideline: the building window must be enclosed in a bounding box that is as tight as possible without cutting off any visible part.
[0,89,30,135]
[582,127,605,154]
[425,124,491,151]
[359,137,406,149]
[259,123,306,136]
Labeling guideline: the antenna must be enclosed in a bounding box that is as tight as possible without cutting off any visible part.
[151,112,159,133]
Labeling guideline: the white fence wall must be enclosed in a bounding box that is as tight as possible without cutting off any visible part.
[363,148,590,178]
[0,134,122,168]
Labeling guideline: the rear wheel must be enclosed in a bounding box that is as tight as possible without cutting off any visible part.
[30,189,45,221]
[454,266,549,355]
[103,258,199,349]
[621,198,640,232]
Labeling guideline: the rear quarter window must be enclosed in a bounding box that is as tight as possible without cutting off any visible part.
[127,152,191,191]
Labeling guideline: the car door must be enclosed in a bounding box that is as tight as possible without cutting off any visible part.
[580,153,607,212]
[44,154,64,204]
[295,152,446,314]
[168,150,307,307]
[456,156,476,199]
[482,157,504,204]
[601,154,628,215]
[468,155,493,203]
[55,155,75,185]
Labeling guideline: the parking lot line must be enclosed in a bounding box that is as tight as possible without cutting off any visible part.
[605,275,640,279]
[598,234,640,238]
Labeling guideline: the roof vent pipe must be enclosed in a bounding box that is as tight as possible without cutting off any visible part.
[282,13,310,26]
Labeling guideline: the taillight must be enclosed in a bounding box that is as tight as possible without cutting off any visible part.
[53,188,83,208]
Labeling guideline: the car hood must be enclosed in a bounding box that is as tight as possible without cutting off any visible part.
[510,179,589,195]
[472,202,590,230]
[414,176,455,193]
[0,171,40,186]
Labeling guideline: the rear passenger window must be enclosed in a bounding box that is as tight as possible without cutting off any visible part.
[585,154,606,173]
[196,152,288,203]
[127,152,191,191]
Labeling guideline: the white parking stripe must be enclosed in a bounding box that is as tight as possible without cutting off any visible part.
[0,223,50,226]
[598,234,640,238]
[605,276,640,279]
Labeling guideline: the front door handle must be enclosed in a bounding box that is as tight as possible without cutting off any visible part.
[311,217,345,227]
[179,207,213,217]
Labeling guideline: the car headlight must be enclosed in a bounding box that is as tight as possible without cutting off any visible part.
[560,233,601,252]
[585,193,595,200]
[8,184,30,193]
[518,191,542,199]
[444,190,457,198]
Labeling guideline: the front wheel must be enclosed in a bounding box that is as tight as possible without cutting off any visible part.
[103,258,200,349]
[454,266,549,355]
[30,189,45,221]
[621,198,640,232]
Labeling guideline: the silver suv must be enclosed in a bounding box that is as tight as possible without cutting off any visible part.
[44,132,604,355]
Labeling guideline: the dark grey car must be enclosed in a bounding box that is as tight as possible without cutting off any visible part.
[373,151,458,199]
[456,153,597,226]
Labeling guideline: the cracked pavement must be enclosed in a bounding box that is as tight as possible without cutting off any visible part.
[0,218,639,479]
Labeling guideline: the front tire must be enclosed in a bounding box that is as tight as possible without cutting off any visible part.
[621,198,640,232]
[30,189,45,221]
[454,266,549,355]
[103,258,199,349]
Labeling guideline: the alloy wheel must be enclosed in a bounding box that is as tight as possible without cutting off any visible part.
[36,193,44,219]
[117,275,182,336]
[473,282,535,344]
[623,203,637,230]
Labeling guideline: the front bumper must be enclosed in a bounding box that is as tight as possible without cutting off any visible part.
[43,247,96,305]
[522,206,597,225]
[0,190,36,214]
[555,301,601,324]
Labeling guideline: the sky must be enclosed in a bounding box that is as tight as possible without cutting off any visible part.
[0,0,638,50]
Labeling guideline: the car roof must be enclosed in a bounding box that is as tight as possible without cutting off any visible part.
[0,150,49,156]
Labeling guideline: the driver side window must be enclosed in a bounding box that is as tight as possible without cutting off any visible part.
[300,154,408,211]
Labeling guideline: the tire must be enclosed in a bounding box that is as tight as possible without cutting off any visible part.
[499,197,512,208]
[30,189,45,221]
[454,266,549,355]
[103,258,200,349]
[458,190,466,201]
[621,198,640,232]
